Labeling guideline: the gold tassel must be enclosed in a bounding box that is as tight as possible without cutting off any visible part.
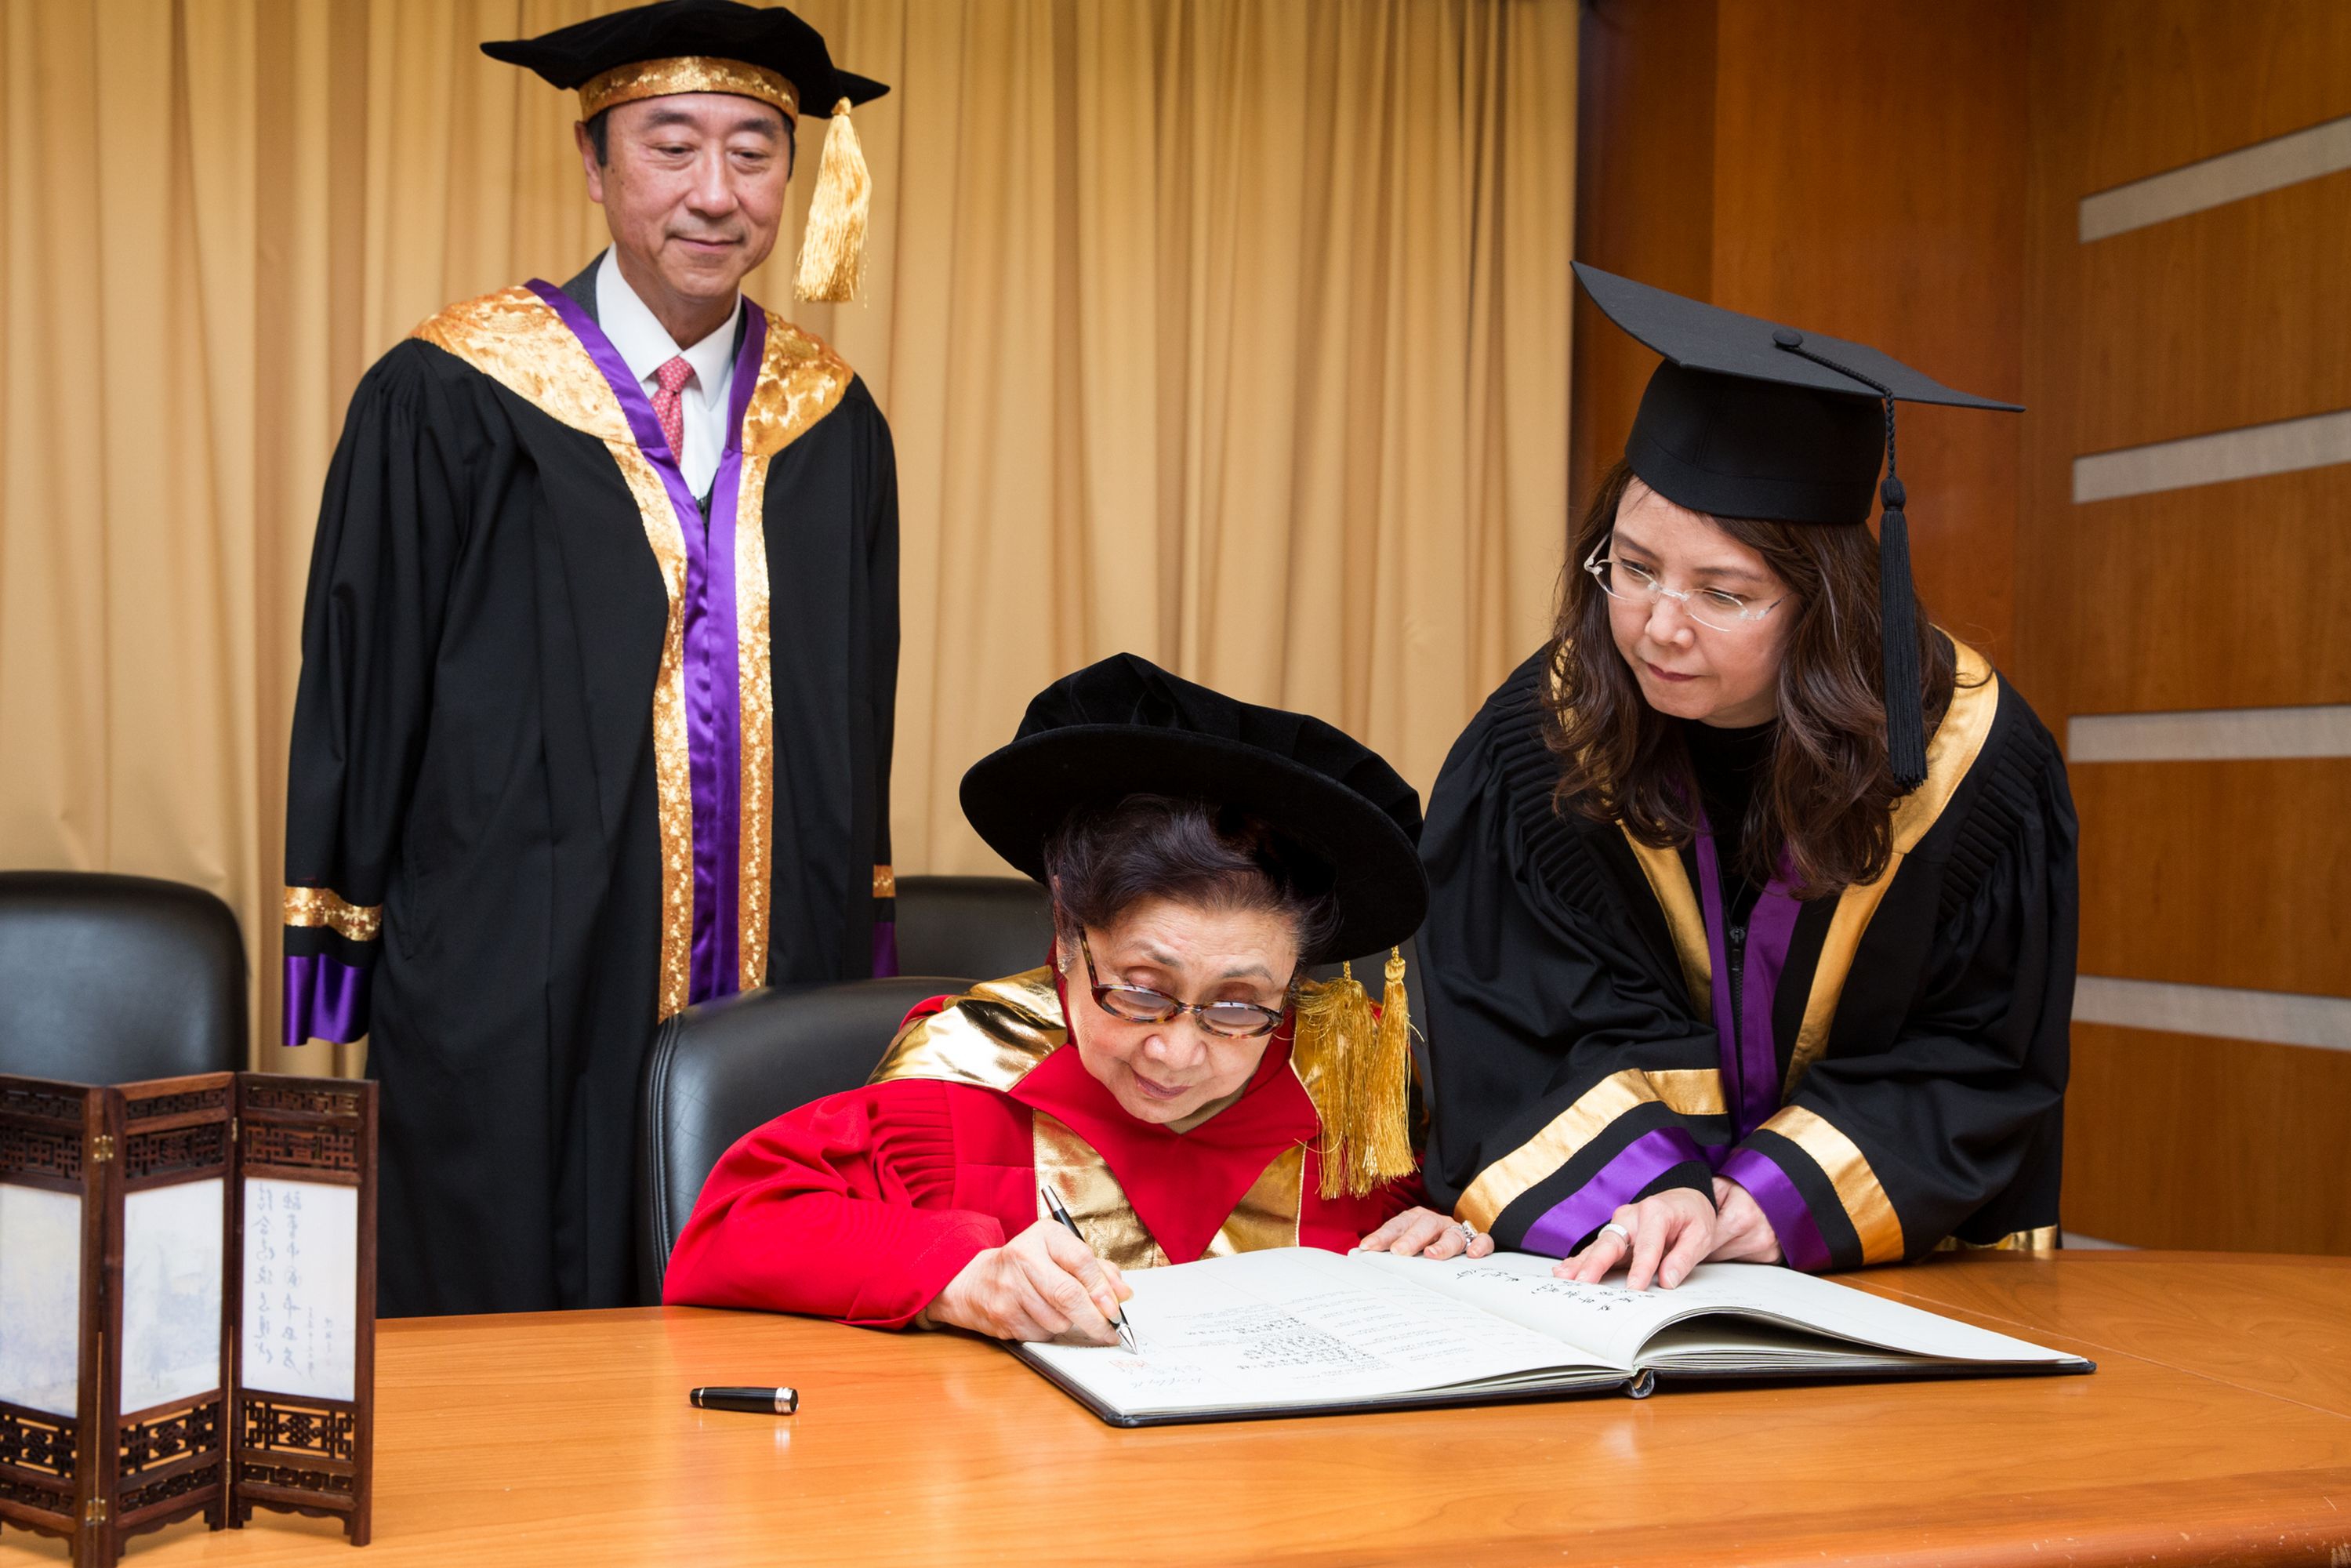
[794,98,870,303]
[1292,950,1418,1200]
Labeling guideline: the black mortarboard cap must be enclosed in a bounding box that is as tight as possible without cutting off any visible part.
[959,655,1427,964]
[1573,262,2021,789]
[481,0,887,122]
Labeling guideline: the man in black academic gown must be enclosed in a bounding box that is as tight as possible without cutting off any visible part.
[280,0,899,1315]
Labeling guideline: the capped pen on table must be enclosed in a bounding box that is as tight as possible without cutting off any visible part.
[1040,1184,1138,1352]
[690,1385,798,1415]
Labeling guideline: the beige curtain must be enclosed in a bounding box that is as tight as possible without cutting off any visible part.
[0,0,1573,1069]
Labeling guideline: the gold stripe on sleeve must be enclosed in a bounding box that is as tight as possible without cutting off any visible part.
[1644,1069,1726,1117]
[1783,638,2004,1096]
[1455,1069,1663,1233]
[873,866,897,898]
[282,886,383,943]
[1761,1105,1906,1265]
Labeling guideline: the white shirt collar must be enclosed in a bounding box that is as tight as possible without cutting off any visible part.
[594,249,741,401]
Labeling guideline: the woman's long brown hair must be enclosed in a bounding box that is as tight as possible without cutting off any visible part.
[1544,459,1965,898]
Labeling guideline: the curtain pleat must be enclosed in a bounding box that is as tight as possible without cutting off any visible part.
[0,0,1573,1068]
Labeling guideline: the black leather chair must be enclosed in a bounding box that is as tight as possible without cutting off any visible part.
[635,975,971,1304]
[892,873,1055,981]
[0,871,247,1083]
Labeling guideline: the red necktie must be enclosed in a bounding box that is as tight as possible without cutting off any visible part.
[651,354,694,464]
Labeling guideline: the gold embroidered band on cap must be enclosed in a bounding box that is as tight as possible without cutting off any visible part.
[283,886,383,943]
[578,56,800,121]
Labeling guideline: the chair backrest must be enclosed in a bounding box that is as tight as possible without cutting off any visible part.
[0,871,247,1083]
[892,874,1055,982]
[634,975,971,1303]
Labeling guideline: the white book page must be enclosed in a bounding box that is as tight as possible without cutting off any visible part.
[0,1183,83,1417]
[1359,1251,2080,1370]
[1022,1247,1605,1415]
[122,1178,225,1411]
[241,1178,359,1402]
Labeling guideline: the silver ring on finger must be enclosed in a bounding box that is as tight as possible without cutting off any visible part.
[1599,1220,1633,1247]
[1455,1221,1478,1248]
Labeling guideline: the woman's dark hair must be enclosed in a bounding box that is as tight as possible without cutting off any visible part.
[1544,458,1966,898]
[1041,794,1342,965]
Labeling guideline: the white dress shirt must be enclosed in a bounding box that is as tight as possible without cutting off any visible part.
[595,250,742,500]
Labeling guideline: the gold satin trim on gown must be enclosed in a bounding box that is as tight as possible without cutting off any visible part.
[1033,1112,1164,1272]
[1455,1069,1665,1233]
[1203,1145,1305,1257]
[1935,1225,2059,1254]
[1783,638,2002,1096]
[728,314,851,989]
[1761,1105,1905,1265]
[282,885,383,943]
[411,289,857,1015]
[1623,834,1711,1023]
[868,969,1065,1091]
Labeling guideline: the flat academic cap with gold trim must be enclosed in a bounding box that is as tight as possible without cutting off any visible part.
[483,0,888,302]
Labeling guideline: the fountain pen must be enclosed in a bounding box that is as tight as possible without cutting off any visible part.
[1039,1185,1138,1352]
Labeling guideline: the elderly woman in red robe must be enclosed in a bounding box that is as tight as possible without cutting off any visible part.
[662,654,1487,1342]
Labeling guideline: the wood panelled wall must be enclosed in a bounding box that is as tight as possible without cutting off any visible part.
[2022,3,2351,1254]
[1575,0,2351,1253]
[1573,0,2025,660]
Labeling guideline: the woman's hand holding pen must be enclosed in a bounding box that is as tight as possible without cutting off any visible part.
[930,1220,1134,1344]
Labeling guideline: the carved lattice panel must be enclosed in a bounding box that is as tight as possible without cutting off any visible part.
[0,1408,76,1478]
[125,1121,228,1180]
[0,1469,70,1512]
[118,1460,220,1517]
[238,1461,354,1496]
[0,1122,82,1180]
[119,1399,220,1475]
[243,1086,365,1119]
[240,1399,356,1463]
[0,1086,82,1123]
[243,1123,360,1173]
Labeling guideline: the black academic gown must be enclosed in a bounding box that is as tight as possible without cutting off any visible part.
[281,259,898,1315]
[1419,637,2077,1271]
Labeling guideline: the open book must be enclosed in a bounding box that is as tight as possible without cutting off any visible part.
[1014,1247,2091,1427]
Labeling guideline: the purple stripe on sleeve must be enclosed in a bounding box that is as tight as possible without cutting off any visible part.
[282,953,369,1046]
[1518,1126,1709,1258]
[1719,1145,1834,1273]
[871,920,900,978]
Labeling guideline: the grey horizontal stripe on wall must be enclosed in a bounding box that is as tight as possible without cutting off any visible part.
[2073,407,2351,503]
[2067,704,2351,763]
[2079,113,2351,241]
[2074,976,2351,1054]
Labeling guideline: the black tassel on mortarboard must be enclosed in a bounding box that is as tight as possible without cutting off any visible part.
[1770,332,1930,792]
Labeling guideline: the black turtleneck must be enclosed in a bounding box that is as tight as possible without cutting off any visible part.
[1682,716,1777,921]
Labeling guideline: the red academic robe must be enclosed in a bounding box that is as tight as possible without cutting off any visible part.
[663,969,1423,1327]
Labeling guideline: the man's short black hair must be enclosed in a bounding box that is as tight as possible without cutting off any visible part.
[585,108,611,165]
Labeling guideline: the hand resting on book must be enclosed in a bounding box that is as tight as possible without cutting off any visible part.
[1355,1205,1499,1261]
[1556,1178,1783,1290]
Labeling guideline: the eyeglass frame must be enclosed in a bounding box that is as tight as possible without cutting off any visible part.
[1583,537,1790,633]
[1073,929,1293,1039]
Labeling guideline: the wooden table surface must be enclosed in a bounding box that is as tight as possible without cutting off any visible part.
[6,1251,2350,1567]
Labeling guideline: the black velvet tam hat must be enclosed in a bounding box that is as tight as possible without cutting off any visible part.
[960,655,1427,962]
[482,0,886,123]
[1574,262,2022,787]
[483,0,887,303]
